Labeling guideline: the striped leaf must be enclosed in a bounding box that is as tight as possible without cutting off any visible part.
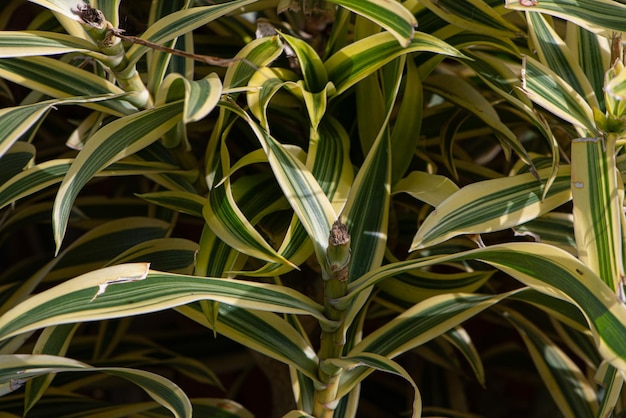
[444,327,485,386]
[504,309,597,418]
[136,191,205,218]
[107,238,198,274]
[506,0,626,35]
[125,0,256,66]
[0,354,191,418]
[0,263,332,341]
[352,35,392,153]
[461,50,534,122]
[390,57,423,184]
[25,324,79,415]
[295,82,334,133]
[280,33,328,92]
[605,62,626,103]
[392,170,459,207]
[222,36,285,91]
[0,142,35,185]
[246,117,353,277]
[376,269,494,304]
[329,353,421,417]
[202,174,288,278]
[156,72,222,123]
[328,0,416,46]
[0,159,188,210]
[526,12,599,109]
[0,57,137,115]
[326,32,465,95]
[205,35,284,188]
[522,56,598,136]
[549,311,597,356]
[220,101,337,266]
[514,213,576,255]
[194,224,241,279]
[566,23,609,111]
[203,146,294,267]
[52,101,184,252]
[155,72,222,148]
[145,0,192,93]
[339,291,518,398]
[135,146,199,192]
[343,107,391,283]
[246,67,299,128]
[177,303,320,381]
[411,166,572,250]
[0,217,171,316]
[338,242,626,372]
[0,94,126,158]
[423,74,534,167]
[595,363,625,418]
[420,0,522,38]
[350,292,512,359]
[0,31,97,56]
[463,244,626,372]
[571,137,623,292]
[26,0,84,20]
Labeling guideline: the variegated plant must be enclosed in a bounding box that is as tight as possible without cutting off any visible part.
[2,0,626,417]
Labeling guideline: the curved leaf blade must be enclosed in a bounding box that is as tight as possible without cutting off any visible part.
[522,55,598,136]
[25,324,78,414]
[340,242,626,372]
[0,354,191,418]
[571,137,623,291]
[0,31,97,56]
[156,72,222,123]
[0,263,331,341]
[527,12,598,108]
[126,0,256,66]
[326,32,465,95]
[328,0,416,46]
[52,101,184,252]
[220,101,337,266]
[0,57,137,116]
[280,33,328,92]
[204,148,294,267]
[330,353,421,417]
[411,166,572,250]
[504,309,597,418]
[341,291,517,398]
[0,95,126,159]
[178,303,320,381]
[506,0,626,35]
[0,159,186,210]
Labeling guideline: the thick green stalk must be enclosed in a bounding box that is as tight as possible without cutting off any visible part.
[75,4,152,109]
[314,219,350,417]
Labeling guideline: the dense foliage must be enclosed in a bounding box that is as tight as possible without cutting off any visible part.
[2,0,626,417]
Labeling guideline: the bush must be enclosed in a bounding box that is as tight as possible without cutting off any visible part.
[1,1,626,417]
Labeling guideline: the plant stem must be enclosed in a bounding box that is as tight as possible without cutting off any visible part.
[74,4,152,108]
[314,218,350,417]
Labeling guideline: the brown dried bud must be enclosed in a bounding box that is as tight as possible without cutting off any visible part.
[73,3,106,29]
[329,218,350,247]
[326,218,351,283]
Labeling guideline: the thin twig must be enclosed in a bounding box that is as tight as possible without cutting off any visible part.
[110,28,256,69]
